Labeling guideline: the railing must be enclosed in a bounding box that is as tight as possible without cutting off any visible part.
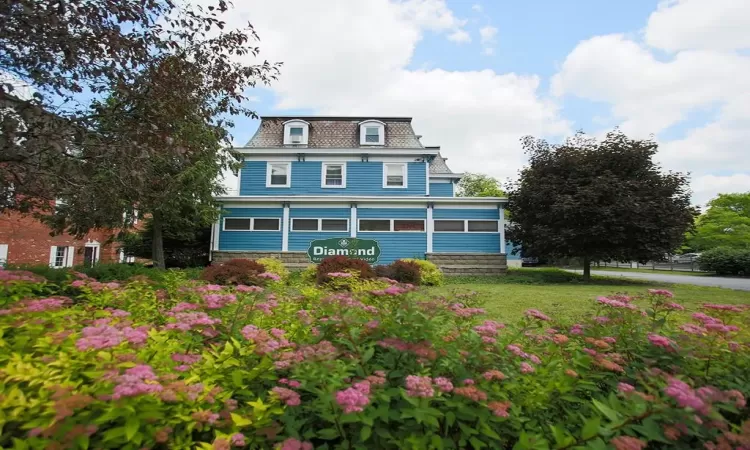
[595,258,705,272]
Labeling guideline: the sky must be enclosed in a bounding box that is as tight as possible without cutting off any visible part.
[209,0,750,208]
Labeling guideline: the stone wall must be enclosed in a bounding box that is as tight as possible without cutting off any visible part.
[426,253,507,276]
[212,251,310,270]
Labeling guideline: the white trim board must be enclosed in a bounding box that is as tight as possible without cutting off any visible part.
[235,148,440,157]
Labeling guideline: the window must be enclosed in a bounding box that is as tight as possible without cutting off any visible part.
[468,221,499,232]
[322,163,346,188]
[283,119,309,145]
[383,163,407,188]
[54,246,66,267]
[267,162,291,187]
[223,218,281,231]
[49,246,73,268]
[359,120,385,145]
[0,243,7,268]
[359,219,426,232]
[291,218,349,232]
[434,220,465,232]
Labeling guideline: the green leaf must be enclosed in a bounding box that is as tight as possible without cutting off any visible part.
[592,400,620,423]
[581,416,600,440]
[125,416,139,441]
[362,346,375,363]
[318,428,339,440]
[360,426,372,442]
[480,423,501,440]
[231,370,243,387]
[431,435,444,450]
[231,413,252,427]
[469,437,487,449]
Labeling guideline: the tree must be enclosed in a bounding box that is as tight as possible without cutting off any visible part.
[687,193,750,251]
[119,218,211,268]
[457,173,505,197]
[506,130,697,280]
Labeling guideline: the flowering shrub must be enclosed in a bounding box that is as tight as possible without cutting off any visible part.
[256,257,290,281]
[0,269,749,449]
[315,256,375,284]
[402,258,444,286]
[200,258,266,285]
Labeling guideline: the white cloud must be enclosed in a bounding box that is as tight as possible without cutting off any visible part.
[212,0,568,186]
[447,29,471,43]
[479,25,497,44]
[471,4,482,12]
[691,174,750,208]
[645,0,750,51]
[552,0,750,204]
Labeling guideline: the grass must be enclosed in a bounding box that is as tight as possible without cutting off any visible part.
[429,268,750,323]
[583,266,715,276]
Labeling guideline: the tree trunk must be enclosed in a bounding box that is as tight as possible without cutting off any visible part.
[152,212,166,270]
[582,256,591,281]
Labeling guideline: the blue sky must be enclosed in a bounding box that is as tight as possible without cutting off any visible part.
[195,1,750,205]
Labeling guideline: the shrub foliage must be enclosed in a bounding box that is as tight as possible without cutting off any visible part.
[402,258,444,286]
[315,256,375,284]
[0,269,748,449]
[200,258,266,285]
[389,259,422,285]
[698,247,750,276]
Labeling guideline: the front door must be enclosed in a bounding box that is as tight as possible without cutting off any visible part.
[84,246,98,268]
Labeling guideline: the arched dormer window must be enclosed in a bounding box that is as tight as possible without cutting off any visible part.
[283,119,310,145]
[359,120,385,146]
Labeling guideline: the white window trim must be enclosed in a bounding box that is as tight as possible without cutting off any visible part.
[383,163,408,189]
[433,219,500,233]
[0,243,8,268]
[359,120,385,146]
[291,218,350,233]
[283,119,310,145]
[321,163,347,189]
[357,218,426,233]
[266,162,292,188]
[222,217,281,232]
[49,245,75,268]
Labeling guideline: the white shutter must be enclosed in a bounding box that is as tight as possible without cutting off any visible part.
[0,244,8,267]
[66,246,75,267]
[49,246,58,267]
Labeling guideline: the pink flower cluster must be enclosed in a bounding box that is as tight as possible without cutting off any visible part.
[570,324,584,335]
[165,312,221,332]
[241,325,293,355]
[366,371,387,386]
[76,324,150,350]
[610,436,647,450]
[272,386,301,406]
[703,303,745,313]
[525,309,551,321]
[259,272,281,281]
[488,400,511,418]
[597,296,637,310]
[483,370,506,381]
[278,438,313,450]
[473,320,505,344]
[2,296,70,315]
[202,293,237,309]
[453,385,487,402]
[327,272,353,278]
[170,302,200,313]
[196,284,223,292]
[405,375,434,397]
[0,268,44,283]
[618,382,635,393]
[520,362,535,374]
[279,378,302,388]
[335,383,371,413]
[648,289,674,298]
[664,378,709,413]
[506,344,542,365]
[371,285,411,296]
[433,377,453,393]
[236,284,264,293]
[648,333,676,351]
[449,303,485,317]
[255,298,279,315]
[273,340,338,369]
[111,365,163,400]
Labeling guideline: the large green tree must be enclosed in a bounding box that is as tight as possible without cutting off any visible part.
[506,130,697,279]
[687,193,750,251]
[457,173,505,197]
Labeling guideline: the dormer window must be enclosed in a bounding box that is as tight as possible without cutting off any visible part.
[359,120,385,146]
[283,119,309,145]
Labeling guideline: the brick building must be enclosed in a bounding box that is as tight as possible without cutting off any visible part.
[0,211,127,268]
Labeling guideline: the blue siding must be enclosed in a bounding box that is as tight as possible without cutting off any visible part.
[433,208,499,220]
[219,208,283,251]
[239,161,426,196]
[357,208,427,219]
[429,182,453,197]
[289,233,350,252]
[355,233,427,264]
[433,233,501,253]
[290,208,349,218]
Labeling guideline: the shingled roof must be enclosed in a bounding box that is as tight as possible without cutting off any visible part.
[244,116,424,149]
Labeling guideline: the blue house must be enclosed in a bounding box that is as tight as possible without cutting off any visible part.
[211,116,515,274]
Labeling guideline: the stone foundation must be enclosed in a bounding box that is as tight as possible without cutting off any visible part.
[211,251,310,270]
[426,253,507,276]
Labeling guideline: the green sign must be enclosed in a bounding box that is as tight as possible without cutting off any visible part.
[306,237,381,263]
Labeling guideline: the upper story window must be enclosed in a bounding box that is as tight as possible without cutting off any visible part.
[383,163,407,188]
[322,163,346,188]
[266,162,291,187]
[283,120,309,145]
[359,120,385,146]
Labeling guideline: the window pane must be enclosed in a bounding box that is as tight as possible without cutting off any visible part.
[321,219,348,231]
[289,127,303,136]
[394,220,424,232]
[55,247,66,266]
[359,219,390,232]
[365,127,380,143]
[224,218,251,230]
[270,164,288,185]
[292,219,318,231]
[386,164,405,186]
[325,165,343,186]
[434,220,465,232]
[253,219,280,231]
[467,220,498,232]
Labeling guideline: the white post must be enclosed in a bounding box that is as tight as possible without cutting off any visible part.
[211,219,220,251]
[426,205,433,253]
[350,204,357,238]
[282,203,290,251]
[499,206,506,254]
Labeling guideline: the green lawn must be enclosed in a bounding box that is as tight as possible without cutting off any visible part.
[429,268,750,323]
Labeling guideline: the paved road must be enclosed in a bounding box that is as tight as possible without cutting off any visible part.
[566,269,750,291]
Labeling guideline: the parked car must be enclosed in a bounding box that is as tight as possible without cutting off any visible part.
[671,253,701,263]
[522,257,541,267]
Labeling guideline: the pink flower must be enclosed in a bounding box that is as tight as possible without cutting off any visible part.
[259,272,281,281]
[583,348,597,357]
[231,433,246,447]
[272,387,301,406]
[488,401,511,418]
[23,297,67,312]
[648,333,676,351]
[449,303,485,317]
[170,302,200,313]
[76,325,123,350]
[525,309,550,321]
[665,302,685,311]
[287,380,301,388]
[565,369,578,378]
[335,387,370,413]
[520,362,535,374]
[174,365,191,372]
[528,354,542,365]
[462,378,475,385]
[165,312,221,331]
[327,272,353,278]
[702,303,744,313]
[597,296,638,310]
[122,326,150,345]
[384,285,407,295]
[594,316,610,324]
[611,436,647,450]
[618,382,635,393]
[664,378,707,413]
[570,324,584,335]
[602,336,617,344]
[236,285,264,293]
[109,309,131,317]
[70,280,86,288]
[433,377,453,393]
[453,386,487,402]
[552,334,569,345]
[111,365,162,400]
[405,375,434,397]
[648,289,674,298]
[482,370,506,381]
[680,323,707,335]
[278,438,313,450]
